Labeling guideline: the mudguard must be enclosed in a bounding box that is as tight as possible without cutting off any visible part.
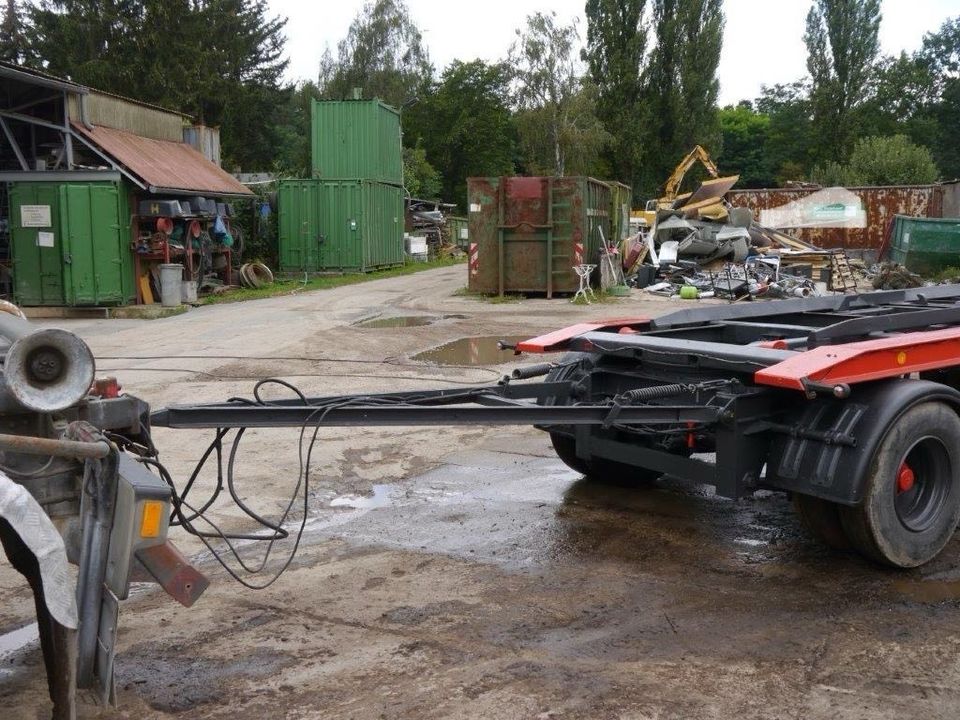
[0,470,78,628]
[766,379,960,505]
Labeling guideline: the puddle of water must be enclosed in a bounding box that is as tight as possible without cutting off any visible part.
[0,622,39,678]
[893,578,960,604]
[413,336,529,366]
[356,316,437,328]
[330,484,395,509]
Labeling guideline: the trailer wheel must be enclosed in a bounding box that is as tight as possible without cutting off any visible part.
[542,353,662,485]
[792,494,851,550]
[839,402,960,568]
[549,433,591,475]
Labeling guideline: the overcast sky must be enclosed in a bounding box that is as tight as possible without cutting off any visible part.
[269,0,958,106]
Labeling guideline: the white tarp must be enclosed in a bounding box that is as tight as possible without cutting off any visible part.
[760,187,867,229]
[0,471,78,628]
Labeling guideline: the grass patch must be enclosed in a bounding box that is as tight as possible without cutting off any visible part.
[201,257,464,305]
[570,289,619,305]
[929,266,960,283]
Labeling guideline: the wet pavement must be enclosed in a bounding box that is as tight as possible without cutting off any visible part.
[412,336,530,366]
[2,264,960,719]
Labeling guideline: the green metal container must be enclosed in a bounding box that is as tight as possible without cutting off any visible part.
[278,179,404,273]
[466,176,612,297]
[311,99,403,185]
[446,216,469,249]
[10,180,133,306]
[888,215,960,275]
[278,180,323,272]
[605,181,633,243]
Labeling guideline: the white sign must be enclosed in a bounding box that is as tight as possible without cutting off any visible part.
[21,205,51,227]
[36,231,54,248]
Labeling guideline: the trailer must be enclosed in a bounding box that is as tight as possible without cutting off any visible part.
[153,284,960,569]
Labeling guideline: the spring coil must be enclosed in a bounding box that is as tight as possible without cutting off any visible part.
[619,383,691,404]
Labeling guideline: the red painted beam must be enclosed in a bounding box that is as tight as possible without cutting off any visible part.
[517,318,651,353]
[755,327,960,390]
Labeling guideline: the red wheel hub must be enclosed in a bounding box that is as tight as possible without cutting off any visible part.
[897,462,916,494]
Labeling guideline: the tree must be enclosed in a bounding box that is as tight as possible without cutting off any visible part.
[403,60,517,208]
[804,0,881,163]
[402,144,440,198]
[859,52,938,147]
[583,0,647,190]
[27,0,291,172]
[811,134,939,186]
[921,16,960,178]
[755,81,815,184]
[319,0,432,109]
[511,12,607,176]
[718,103,775,188]
[637,0,724,197]
[0,0,30,63]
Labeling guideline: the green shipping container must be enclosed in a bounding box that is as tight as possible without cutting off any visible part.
[446,216,469,249]
[9,181,133,306]
[467,176,612,297]
[888,215,960,275]
[278,179,404,273]
[605,181,633,243]
[311,99,403,185]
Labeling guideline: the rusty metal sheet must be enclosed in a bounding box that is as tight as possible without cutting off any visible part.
[727,186,941,251]
[679,175,740,213]
[136,540,209,607]
[466,177,611,297]
[73,123,253,197]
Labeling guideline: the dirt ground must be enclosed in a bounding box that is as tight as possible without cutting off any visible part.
[2,264,960,720]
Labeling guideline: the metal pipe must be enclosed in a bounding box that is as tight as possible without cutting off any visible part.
[0,433,110,459]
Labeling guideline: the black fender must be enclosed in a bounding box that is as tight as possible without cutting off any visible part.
[766,379,960,505]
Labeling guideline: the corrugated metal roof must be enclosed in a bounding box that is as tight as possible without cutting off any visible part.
[73,123,252,197]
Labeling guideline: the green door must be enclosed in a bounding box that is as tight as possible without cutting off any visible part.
[10,183,65,306]
[61,183,125,305]
[278,181,321,272]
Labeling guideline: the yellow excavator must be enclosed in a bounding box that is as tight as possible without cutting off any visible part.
[633,145,724,227]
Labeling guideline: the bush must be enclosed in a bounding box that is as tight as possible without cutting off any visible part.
[811,135,939,186]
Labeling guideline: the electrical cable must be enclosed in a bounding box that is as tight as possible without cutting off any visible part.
[136,378,460,589]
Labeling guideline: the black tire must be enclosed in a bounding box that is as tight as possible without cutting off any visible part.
[543,353,662,486]
[792,493,852,550]
[549,432,591,475]
[839,402,960,568]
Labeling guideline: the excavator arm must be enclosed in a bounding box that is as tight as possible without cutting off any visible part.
[661,145,720,202]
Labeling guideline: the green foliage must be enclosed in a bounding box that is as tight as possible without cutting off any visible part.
[847,135,939,185]
[754,82,815,184]
[318,0,432,109]
[804,0,881,163]
[402,145,440,199]
[0,0,29,63]
[403,60,516,209]
[922,16,960,178]
[718,103,775,188]
[583,0,646,191]
[635,0,724,197]
[27,0,290,172]
[511,12,608,177]
[811,135,939,186]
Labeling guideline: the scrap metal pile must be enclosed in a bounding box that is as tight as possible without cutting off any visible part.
[621,158,862,301]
